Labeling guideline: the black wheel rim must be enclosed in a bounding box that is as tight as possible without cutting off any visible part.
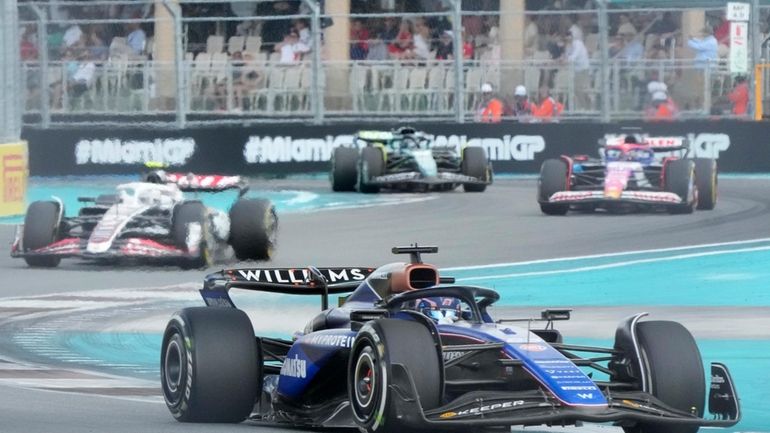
[163,335,185,405]
[353,346,379,419]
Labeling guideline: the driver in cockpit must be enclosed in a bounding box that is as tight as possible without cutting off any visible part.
[416,297,465,325]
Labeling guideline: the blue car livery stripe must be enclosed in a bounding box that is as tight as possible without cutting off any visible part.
[438,324,607,407]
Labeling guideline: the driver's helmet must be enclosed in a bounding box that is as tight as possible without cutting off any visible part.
[417,297,462,324]
[624,135,639,144]
[143,169,167,184]
[605,143,654,165]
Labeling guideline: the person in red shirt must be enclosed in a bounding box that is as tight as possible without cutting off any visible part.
[387,20,414,59]
[531,86,563,120]
[645,91,678,121]
[478,83,503,123]
[727,76,749,116]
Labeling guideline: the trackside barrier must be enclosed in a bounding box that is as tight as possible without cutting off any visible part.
[0,141,29,216]
[21,121,770,176]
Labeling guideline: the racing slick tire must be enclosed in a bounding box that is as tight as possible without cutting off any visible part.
[358,147,385,194]
[538,159,570,215]
[331,147,359,192]
[622,321,705,433]
[229,198,277,261]
[172,202,212,269]
[348,318,442,433]
[693,158,717,210]
[664,160,696,214]
[161,307,259,423]
[22,200,62,268]
[461,146,489,192]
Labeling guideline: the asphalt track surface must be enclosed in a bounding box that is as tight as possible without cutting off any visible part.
[1,177,769,433]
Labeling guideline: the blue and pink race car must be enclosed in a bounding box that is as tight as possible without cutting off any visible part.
[160,245,739,433]
[538,134,718,215]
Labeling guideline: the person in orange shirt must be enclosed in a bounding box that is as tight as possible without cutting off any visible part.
[531,86,563,120]
[645,91,678,121]
[478,83,503,123]
[727,76,749,116]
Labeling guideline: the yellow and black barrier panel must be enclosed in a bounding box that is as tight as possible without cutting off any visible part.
[0,141,28,217]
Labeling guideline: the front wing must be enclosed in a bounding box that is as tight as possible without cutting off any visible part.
[387,362,740,429]
[11,227,196,261]
[368,171,490,187]
[544,190,684,206]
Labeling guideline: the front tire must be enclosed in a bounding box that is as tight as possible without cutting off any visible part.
[664,160,696,214]
[461,146,489,192]
[161,307,260,423]
[22,200,62,268]
[171,202,211,269]
[358,147,384,194]
[348,319,442,433]
[693,158,717,210]
[229,198,277,261]
[331,147,359,192]
[538,159,570,215]
[622,321,705,433]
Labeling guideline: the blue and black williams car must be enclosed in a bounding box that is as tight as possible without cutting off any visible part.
[160,245,740,433]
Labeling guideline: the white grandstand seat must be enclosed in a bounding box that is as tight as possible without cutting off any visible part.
[206,35,224,53]
[299,66,314,111]
[350,65,369,112]
[552,69,570,109]
[251,66,285,113]
[407,68,428,111]
[427,66,447,111]
[443,67,455,110]
[228,36,245,54]
[389,67,411,112]
[464,67,484,111]
[280,66,303,111]
[210,52,229,83]
[585,33,599,54]
[191,52,213,109]
[245,35,262,53]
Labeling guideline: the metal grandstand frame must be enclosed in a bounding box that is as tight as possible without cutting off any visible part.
[14,0,767,127]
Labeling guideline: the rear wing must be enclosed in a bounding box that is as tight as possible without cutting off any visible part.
[201,267,375,309]
[165,173,249,196]
[600,135,690,152]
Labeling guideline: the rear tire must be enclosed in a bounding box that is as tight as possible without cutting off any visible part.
[461,146,489,192]
[538,159,570,215]
[161,307,259,423]
[664,160,696,214]
[358,147,384,194]
[22,201,62,268]
[693,158,717,210]
[172,202,211,269]
[229,198,277,261]
[622,321,705,433]
[349,319,442,433]
[331,147,359,192]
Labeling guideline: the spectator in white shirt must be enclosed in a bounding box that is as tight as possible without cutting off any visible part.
[126,21,146,56]
[562,32,591,110]
[413,19,433,61]
[569,17,584,42]
[294,19,312,47]
[63,24,83,48]
[275,31,310,64]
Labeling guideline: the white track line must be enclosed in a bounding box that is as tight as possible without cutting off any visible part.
[455,245,770,281]
[444,237,770,271]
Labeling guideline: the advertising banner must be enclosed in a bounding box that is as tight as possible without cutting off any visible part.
[0,141,28,216]
[21,121,770,176]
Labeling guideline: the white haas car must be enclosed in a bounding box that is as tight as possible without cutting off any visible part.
[11,171,277,268]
